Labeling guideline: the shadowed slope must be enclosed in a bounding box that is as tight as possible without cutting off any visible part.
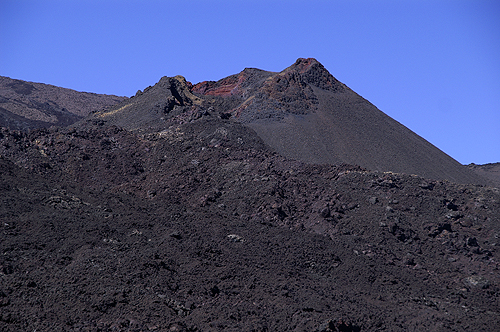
[194,58,488,185]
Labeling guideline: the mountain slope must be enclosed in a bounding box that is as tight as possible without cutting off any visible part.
[2,59,500,332]
[198,58,488,185]
[0,120,499,331]
[93,58,487,185]
[0,76,126,130]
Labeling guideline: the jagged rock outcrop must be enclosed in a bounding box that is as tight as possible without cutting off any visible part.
[93,75,204,131]
[191,58,346,122]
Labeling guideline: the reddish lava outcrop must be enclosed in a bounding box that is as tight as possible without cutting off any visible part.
[192,73,247,97]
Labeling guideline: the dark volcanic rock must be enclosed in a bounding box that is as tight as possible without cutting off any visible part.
[1,118,500,331]
[0,76,126,130]
[1,60,498,331]
[100,58,486,185]
[92,75,204,132]
[191,58,346,122]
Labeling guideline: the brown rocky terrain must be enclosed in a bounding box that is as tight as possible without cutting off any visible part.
[0,76,126,130]
[1,59,499,331]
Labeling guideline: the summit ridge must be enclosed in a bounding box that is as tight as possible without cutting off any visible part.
[89,58,486,185]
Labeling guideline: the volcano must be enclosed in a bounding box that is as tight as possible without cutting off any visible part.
[94,58,486,185]
[1,59,499,331]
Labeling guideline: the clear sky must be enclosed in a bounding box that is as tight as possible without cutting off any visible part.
[1,0,499,164]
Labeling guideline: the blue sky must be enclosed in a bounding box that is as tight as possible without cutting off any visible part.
[1,0,499,164]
